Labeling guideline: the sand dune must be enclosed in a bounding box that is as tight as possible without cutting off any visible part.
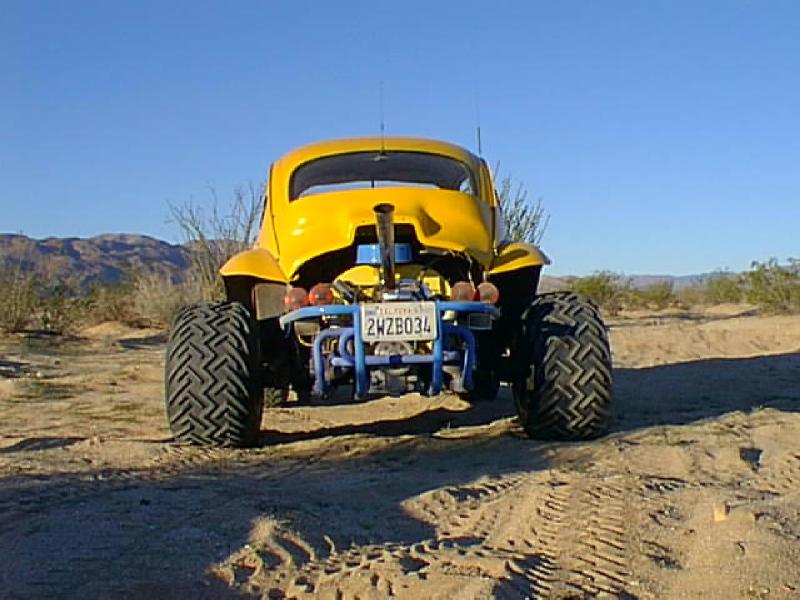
[0,307,798,598]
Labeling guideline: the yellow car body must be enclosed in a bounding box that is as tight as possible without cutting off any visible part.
[221,136,548,297]
[164,135,614,447]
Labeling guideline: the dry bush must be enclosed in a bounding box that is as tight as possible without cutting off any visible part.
[742,258,800,313]
[629,281,676,310]
[28,258,102,334]
[698,272,744,305]
[48,271,189,331]
[0,261,38,332]
[170,183,262,303]
[3,263,193,334]
[494,165,549,246]
[568,271,630,315]
[674,284,705,308]
[129,271,187,327]
[36,279,91,334]
[84,280,137,325]
[0,257,89,335]
[567,274,677,313]
[88,270,186,329]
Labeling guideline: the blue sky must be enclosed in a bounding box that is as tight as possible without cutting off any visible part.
[2,1,798,275]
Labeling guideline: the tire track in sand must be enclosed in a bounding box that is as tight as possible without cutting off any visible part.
[218,447,640,599]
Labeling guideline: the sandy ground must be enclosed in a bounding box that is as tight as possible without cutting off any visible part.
[1,306,799,599]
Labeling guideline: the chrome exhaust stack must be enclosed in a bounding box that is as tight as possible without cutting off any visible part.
[374,203,396,291]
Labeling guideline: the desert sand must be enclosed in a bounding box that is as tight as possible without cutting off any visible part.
[1,306,799,599]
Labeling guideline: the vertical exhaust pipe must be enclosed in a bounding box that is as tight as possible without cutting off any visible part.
[374,203,396,290]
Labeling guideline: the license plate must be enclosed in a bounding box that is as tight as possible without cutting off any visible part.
[361,302,437,342]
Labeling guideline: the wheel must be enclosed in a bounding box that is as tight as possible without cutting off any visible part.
[512,292,613,440]
[165,301,265,447]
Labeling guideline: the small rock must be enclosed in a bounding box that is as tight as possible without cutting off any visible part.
[713,502,730,522]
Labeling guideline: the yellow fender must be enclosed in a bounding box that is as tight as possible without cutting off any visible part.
[220,247,288,284]
[488,242,550,276]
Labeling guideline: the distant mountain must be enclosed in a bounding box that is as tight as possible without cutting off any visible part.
[0,233,190,287]
[1,232,726,292]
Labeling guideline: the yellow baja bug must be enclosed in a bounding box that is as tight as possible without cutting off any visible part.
[165,137,613,447]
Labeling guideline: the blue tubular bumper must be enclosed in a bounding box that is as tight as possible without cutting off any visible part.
[279,301,500,398]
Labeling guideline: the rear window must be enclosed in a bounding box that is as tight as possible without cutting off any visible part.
[290,151,476,200]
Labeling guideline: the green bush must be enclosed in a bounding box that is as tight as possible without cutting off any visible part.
[702,271,744,304]
[568,271,630,314]
[742,258,800,313]
[629,281,676,310]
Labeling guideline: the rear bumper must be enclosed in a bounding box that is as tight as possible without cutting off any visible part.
[279,301,500,398]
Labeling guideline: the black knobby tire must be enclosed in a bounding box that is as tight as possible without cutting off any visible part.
[165,301,264,447]
[513,292,613,440]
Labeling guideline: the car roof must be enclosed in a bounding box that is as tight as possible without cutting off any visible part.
[274,136,482,173]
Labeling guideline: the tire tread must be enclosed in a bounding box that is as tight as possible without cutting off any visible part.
[165,301,263,447]
[514,292,613,440]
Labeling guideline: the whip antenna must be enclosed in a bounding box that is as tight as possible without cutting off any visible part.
[474,86,483,156]
[379,80,386,154]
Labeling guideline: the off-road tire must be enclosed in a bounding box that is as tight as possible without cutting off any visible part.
[165,301,265,447]
[513,292,613,440]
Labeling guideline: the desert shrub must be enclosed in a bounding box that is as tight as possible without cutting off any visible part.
[36,279,92,334]
[674,271,744,308]
[170,184,262,302]
[741,258,800,313]
[568,271,630,314]
[83,279,136,325]
[2,260,191,333]
[674,284,705,307]
[495,165,549,245]
[0,261,38,332]
[700,271,744,305]
[130,271,187,327]
[629,281,676,310]
[0,260,89,334]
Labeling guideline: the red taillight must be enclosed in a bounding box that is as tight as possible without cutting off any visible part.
[284,287,308,311]
[477,282,500,304]
[308,283,334,306]
[451,280,476,301]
